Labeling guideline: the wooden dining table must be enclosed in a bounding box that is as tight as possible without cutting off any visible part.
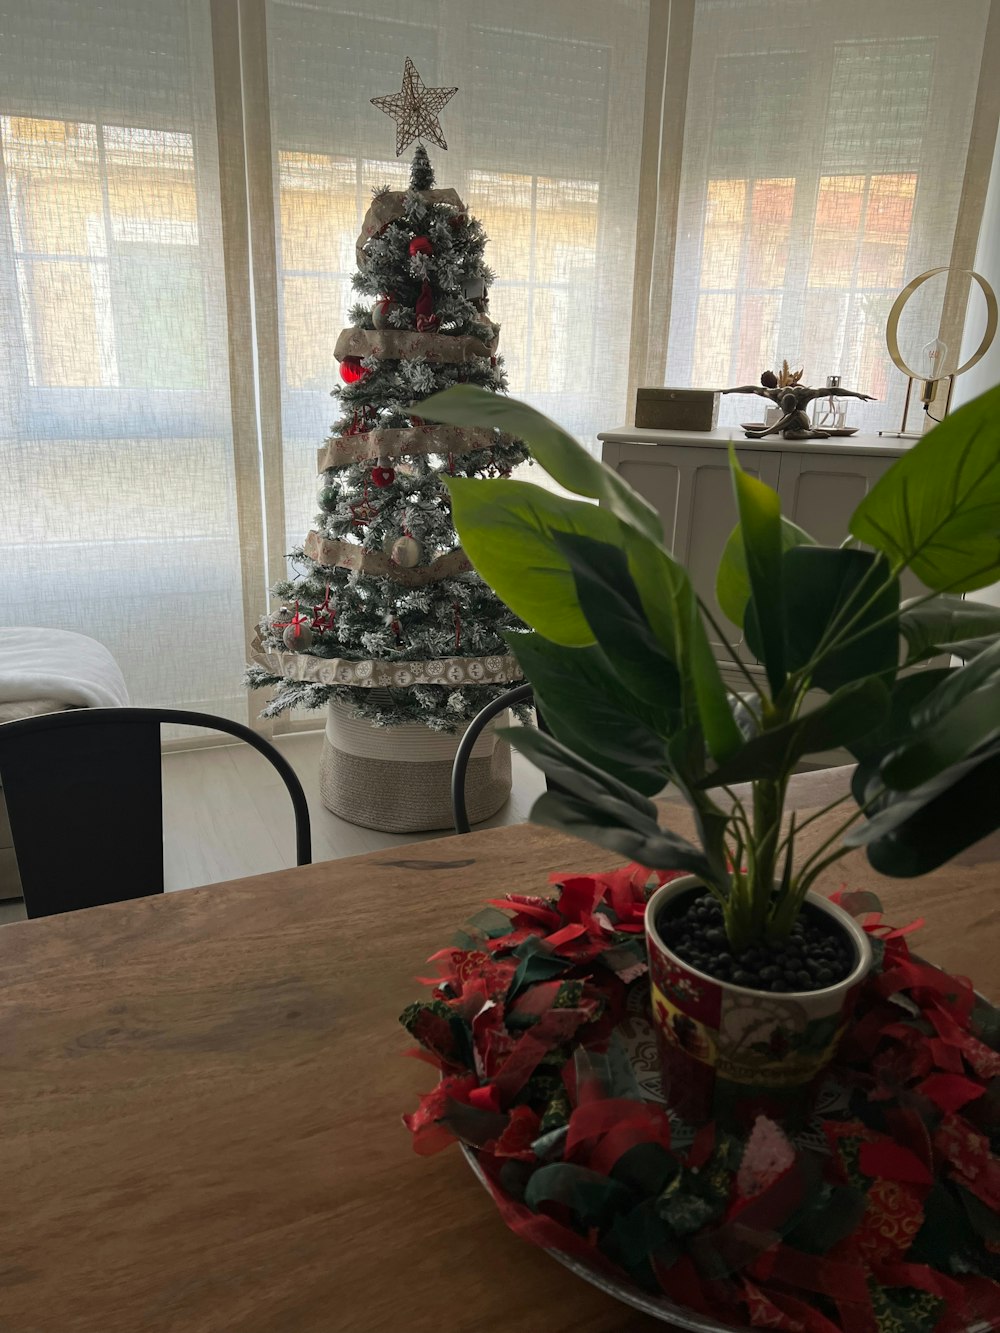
[1,771,997,1333]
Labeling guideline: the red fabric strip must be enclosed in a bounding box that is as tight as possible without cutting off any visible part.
[917,1072,987,1114]
[858,1139,933,1186]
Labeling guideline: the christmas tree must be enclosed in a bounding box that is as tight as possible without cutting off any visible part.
[246,139,529,732]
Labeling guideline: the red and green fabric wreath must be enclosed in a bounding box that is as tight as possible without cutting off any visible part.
[401,866,1000,1332]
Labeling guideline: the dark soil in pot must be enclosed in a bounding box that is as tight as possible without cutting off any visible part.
[656,890,856,994]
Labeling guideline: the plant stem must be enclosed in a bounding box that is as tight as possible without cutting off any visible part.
[788,560,898,686]
[768,810,797,928]
[794,843,858,897]
[791,783,888,888]
[790,557,1000,688]
[750,776,785,938]
[774,788,853,862]
[800,581,928,669]
[721,784,752,845]
[696,597,764,706]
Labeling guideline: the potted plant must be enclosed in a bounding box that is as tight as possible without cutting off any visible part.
[421,382,1000,1125]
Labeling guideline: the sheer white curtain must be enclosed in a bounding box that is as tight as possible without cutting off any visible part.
[0,0,253,720]
[654,0,994,434]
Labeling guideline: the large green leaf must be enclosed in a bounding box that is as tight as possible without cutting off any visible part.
[848,669,951,809]
[625,538,742,764]
[529,790,715,880]
[849,384,1000,593]
[445,476,623,645]
[779,547,899,692]
[700,677,889,787]
[847,668,951,767]
[730,451,786,695]
[881,679,1000,790]
[845,740,1000,877]
[505,727,715,879]
[716,517,815,627]
[666,728,732,886]
[899,595,1000,665]
[948,635,1000,662]
[506,631,670,796]
[553,532,680,708]
[908,635,1000,730]
[501,724,662,823]
[448,468,739,766]
[879,639,1000,789]
[423,385,662,543]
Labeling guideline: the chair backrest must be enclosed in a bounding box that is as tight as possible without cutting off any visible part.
[451,684,536,834]
[0,707,311,918]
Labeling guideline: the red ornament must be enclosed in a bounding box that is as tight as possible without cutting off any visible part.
[311,586,336,633]
[340,357,368,383]
[350,479,379,527]
[408,236,433,257]
[415,278,439,332]
[371,465,396,488]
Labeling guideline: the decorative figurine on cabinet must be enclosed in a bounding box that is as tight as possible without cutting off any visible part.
[724,361,875,439]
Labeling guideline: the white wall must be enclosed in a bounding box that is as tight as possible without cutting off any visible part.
[954,128,1000,406]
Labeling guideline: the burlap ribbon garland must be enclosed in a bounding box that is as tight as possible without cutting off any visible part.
[356,186,465,266]
[251,632,522,689]
[317,424,498,471]
[304,530,472,586]
[334,326,497,365]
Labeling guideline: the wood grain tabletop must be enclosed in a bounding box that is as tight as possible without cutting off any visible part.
[0,778,997,1333]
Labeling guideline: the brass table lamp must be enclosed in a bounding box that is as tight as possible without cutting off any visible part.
[881,266,997,438]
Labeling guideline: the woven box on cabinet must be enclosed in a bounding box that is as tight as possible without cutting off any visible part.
[320,695,512,832]
[634,387,719,431]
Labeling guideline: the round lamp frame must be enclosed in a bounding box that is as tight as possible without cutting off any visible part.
[886,266,998,380]
[883,267,997,438]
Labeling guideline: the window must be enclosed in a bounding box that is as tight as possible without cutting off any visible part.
[0,0,247,722]
[467,171,599,399]
[3,116,208,394]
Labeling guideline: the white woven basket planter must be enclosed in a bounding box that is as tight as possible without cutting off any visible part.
[319,699,512,833]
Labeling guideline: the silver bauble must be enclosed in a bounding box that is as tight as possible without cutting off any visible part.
[390,536,422,568]
[372,297,399,331]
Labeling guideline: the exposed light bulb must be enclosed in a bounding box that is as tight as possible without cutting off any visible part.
[919,337,949,408]
[920,337,948,381]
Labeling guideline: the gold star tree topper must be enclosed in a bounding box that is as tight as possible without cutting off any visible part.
[371,57,458,157]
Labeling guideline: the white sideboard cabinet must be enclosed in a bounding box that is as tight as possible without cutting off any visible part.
[598,427,916,692]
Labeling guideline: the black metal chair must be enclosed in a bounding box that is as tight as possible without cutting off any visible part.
[0,707,311,918]
[451,683,543,834]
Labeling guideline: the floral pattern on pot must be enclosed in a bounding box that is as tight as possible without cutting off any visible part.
[645,876,872,1129]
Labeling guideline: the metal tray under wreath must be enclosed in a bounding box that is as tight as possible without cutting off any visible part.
[461,981,989,1333]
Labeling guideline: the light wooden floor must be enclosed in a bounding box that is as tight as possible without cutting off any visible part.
[0,730,546,924]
